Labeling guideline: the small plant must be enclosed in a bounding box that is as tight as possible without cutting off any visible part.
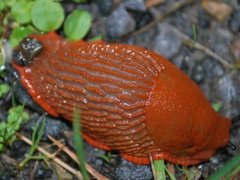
[19,115,47,168]
[0,83,10,97]
[98,151,117,163]
[0,0,92,49]
[0,105,29,152]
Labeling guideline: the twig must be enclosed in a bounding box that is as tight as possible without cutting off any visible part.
[48,135,109,180]
[171,26,234,69]
[149,153,157,180]
[16,133,83,180]
[126,0,194,37]
[145,0,165,9]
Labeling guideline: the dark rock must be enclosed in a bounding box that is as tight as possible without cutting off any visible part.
[0,109,7,122]
[84,143,105,166]
[152,23,183,59]
[34,164,53,180]
[229,8,240,34]
[5,64,45,114]
[22,114,70,141]
[116,160,152,180]
[130,10,153,29]
[96,0,113,16]
[8,140,28,159]
[105,5,136,38]
[198,10,211,29]
[123,0,146,11]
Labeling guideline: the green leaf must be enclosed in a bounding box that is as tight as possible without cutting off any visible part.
[212,102,222,112]
[31,0,64,31]
[9,26,32,48]
[64,9,92,40]
[0,1,5,12]
[3,0,16,7]
[7,105,29,123]
[0,105,29,152]
[0,83,10,97]
[11,0,33,24]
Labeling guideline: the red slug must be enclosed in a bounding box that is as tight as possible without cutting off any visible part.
[12,32,231,166]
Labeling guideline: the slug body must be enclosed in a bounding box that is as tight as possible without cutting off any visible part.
[12,32,231,166]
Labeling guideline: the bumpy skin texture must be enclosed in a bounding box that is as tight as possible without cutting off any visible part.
[12,32,231,166]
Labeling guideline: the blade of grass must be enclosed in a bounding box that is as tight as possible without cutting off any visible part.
[19,115,46,168]
[165,167,176,180]
[16,132,83,179]
[73,109,89,180]
[192,24,197,42]
[208,152,240,180]
[153,160,166,180]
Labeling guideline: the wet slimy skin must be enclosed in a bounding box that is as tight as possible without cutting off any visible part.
[12,32,231,165]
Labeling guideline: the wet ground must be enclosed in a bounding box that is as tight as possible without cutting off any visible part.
[0,0,240,179]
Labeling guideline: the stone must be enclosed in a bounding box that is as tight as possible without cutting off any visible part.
[123,0,146,11]
[201,1,232,21]
[116,160,152,180]
[152,23,183,59]
[229,8,240,34]
[105,5,136,38]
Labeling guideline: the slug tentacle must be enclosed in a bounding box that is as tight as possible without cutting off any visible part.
[13,37,43,66]
[12,32,231,166]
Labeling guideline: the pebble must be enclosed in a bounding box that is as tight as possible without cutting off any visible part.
[152,23,183,59]
[213,71,240,117]
[96,0,113,16]
[201,1,233,21]
[229,8,240,34]
[116,160,152,180]
[123,0,146,11]
[105,5,136,38]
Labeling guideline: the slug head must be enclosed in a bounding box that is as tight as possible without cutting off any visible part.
[12,37,43,66]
